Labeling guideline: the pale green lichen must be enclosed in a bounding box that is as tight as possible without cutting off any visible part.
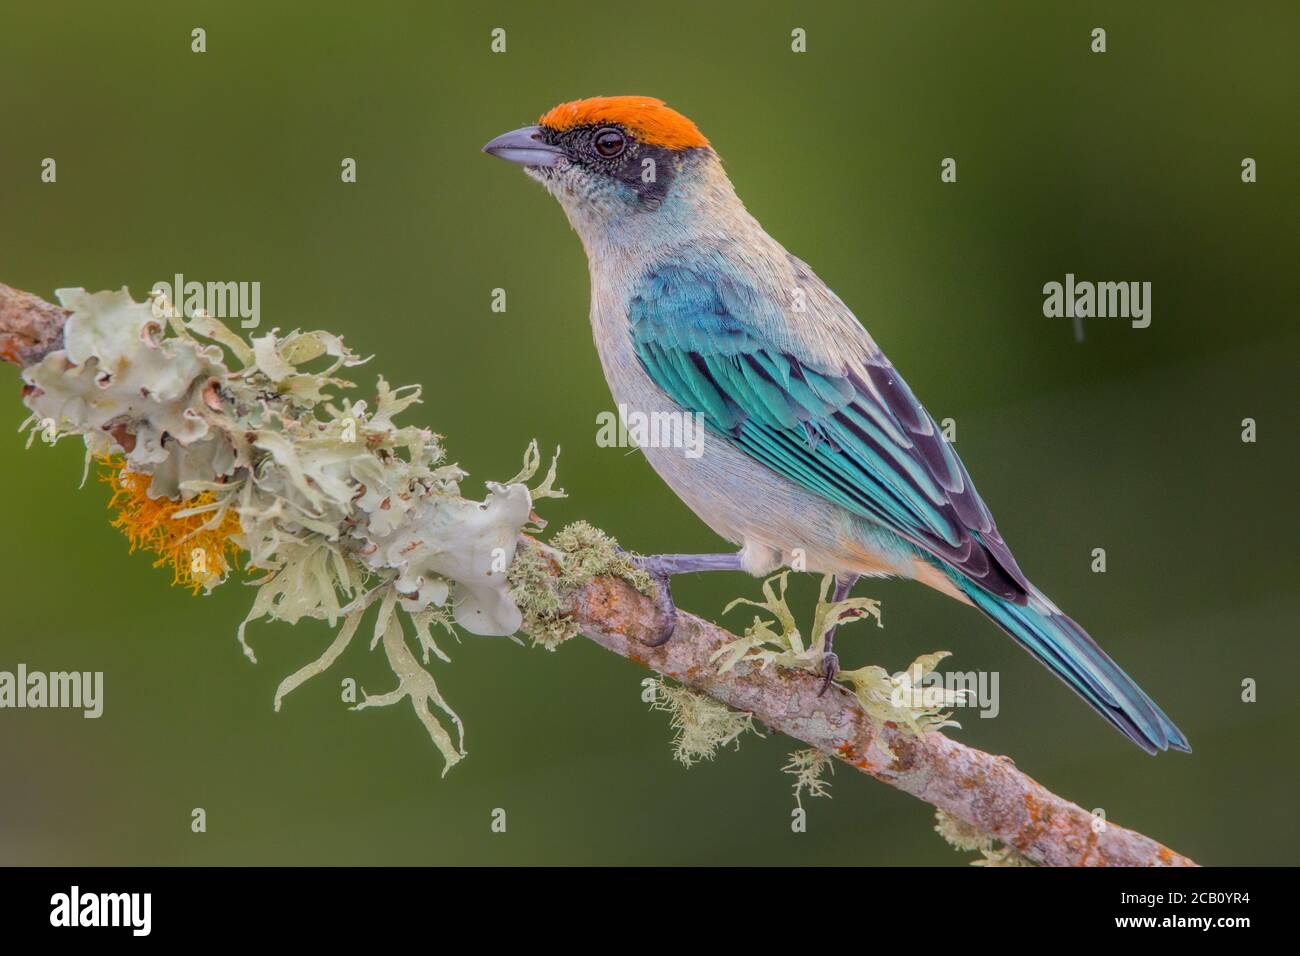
[646,677,760,767]
[506,545,579,651]
[934,809,1034,867]
[21,287,562,774]
[713,571,881,674]
[783,748,834,810]
[552,521,651,593]
[839,651,971,736]
[714,571,966,736]
[507,520,652,651]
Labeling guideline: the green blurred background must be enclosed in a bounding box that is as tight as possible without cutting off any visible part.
[1,1,1296,865]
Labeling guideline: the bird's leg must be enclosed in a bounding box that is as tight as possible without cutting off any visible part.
[635,553,747,576]
[818,572,861,695]
[628,552,747,647]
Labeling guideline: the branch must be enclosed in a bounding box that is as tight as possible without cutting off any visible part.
[0,282,1195,867]
[541,553,1194,866]
[0,283,69,367]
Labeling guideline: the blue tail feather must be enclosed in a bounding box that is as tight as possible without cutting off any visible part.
[952,574,1191,755]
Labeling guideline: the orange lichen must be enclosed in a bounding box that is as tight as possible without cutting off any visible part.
[538,96,709,150]
[99,456,242,594]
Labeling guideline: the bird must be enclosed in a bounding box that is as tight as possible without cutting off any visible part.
[483,95,1190,755]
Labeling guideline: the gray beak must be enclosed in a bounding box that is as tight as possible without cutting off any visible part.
[481,125,564,168]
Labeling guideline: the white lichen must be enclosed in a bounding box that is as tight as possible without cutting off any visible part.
[21,287,561,773]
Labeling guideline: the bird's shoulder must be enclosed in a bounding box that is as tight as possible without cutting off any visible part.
[626,246,877,372]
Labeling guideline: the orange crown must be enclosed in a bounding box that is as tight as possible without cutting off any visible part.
[538,96,709,150]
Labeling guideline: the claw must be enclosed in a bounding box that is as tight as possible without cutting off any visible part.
[620,549,746,646]
[626,555,678,647]
[643,569,678,647]
[817,650,839,696]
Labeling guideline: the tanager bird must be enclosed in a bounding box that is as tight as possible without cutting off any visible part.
[483,95,1189,754]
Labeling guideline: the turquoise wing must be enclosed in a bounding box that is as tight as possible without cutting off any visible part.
[628,263,1029,602]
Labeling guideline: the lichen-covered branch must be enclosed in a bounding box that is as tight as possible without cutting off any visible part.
[525,545,1195,866]
[3,282,562,774]
[0,282,1196,866]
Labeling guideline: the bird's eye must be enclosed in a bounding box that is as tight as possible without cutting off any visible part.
[593,127,626,158]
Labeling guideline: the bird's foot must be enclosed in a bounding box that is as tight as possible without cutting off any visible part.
[624,554,678,647]
[633,552,746,576]
[640,566,678,647]
[815,572,860,695]
[623,551,747,647]
[817,649,840,696]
